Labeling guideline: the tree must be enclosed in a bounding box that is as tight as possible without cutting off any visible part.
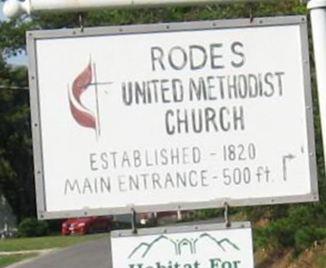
[0,59,34,221]
[0,7,35,220]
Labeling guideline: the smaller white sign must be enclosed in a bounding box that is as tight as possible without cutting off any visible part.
[111,222,254,268]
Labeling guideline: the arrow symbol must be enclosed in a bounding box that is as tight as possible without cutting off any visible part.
[282,154,296,181]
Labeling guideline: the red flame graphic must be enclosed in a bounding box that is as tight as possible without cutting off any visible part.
[68,63,97,130]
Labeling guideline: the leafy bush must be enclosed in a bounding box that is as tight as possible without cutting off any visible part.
[254,218,295,249]
[18,218,49,237]
[46,219,63,235]
[295,227,326,251]
[254,205,326,252]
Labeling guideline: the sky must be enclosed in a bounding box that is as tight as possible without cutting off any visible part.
[0,2,28,66]
[0,2,5,21]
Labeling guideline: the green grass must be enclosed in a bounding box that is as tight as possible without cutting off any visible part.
[0,234,107,252]
[0,254,37,268]
[0,234,107,267]
[316,255,326,268]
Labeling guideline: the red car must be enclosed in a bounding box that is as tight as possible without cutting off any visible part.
[61,216,113,235]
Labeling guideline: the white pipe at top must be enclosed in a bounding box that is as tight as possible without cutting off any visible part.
[309,0,326,86]
[308,0,326,166]
[3,0,265,18]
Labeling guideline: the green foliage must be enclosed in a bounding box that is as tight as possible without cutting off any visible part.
[255,218,295,249]
[317,253,326,268]
[0,254,37,268]
[295,228,326,251]
[46,220,64,235]
[0,234,106,252]
[254,205,326,252]
[189,208,221,220]
[17,218,49,237]
[0,65,34,221]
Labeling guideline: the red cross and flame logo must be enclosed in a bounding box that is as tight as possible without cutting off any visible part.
[67,60,111,140]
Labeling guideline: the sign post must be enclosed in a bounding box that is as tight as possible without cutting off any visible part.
[27,16,318,220]
[308,0,326,169]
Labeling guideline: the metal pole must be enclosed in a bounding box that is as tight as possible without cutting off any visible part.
[3,0,269,18]
[308,0,326,167]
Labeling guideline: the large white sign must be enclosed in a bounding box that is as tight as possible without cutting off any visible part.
[111,222,254,268]
[27,16,318,219]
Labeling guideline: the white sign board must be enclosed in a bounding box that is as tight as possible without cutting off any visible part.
[27,16,318,219]
[111,222,254,268]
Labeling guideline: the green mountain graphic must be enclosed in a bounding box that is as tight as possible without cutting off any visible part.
[195,233,240,252]
[128,235,177,258]
[128,233,240,259]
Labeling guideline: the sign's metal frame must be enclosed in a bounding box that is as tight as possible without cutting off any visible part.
[111,221,251,238]
[27,15,319,220]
